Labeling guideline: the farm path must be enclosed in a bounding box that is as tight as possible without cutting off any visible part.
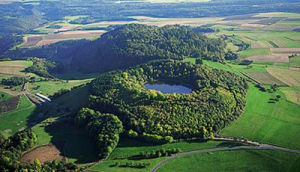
[151,137,300,172]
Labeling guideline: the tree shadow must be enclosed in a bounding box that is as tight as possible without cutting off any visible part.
[216,141,245,148]
[44,119,99,164]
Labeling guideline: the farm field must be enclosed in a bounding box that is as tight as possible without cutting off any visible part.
[289,55,300,67]
[0,95,35,138]
[0,60,33,76]
[281,87,300,105]
[157,150,300,172]
[267,67,300,86]
[21,12,300,48]
[242,71,286,85]
[221,84,300,150]
[21,30,105,47]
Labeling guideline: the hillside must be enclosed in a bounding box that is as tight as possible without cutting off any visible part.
[88,60,248,140]
[71,24,227,72]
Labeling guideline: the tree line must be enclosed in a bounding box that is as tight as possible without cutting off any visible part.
[75,108,123,159]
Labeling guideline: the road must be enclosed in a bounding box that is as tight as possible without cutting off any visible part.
[151,138,300,172]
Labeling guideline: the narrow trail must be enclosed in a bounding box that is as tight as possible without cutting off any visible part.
[151,138,300,172]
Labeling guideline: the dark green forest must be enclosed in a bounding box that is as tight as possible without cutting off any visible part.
[71,24,227,72]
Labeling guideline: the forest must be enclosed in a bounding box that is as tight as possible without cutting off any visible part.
[71,24,228,72]
[87,60,248,141]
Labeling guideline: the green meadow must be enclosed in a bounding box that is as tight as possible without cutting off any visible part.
[221,84,300,149]
[157,150,300,172]
[88,139,238,172]
[28,79,91,96]
[0,91,12,101]
[0,95,36,138]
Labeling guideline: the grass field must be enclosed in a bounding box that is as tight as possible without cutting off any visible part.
[0,91,12,101]
[221,84,300,149]
[88,138,237,172]
[0,95,36,138]
[28,79,91,96]
[238,48,270,58]
[289,56,300,67]
[157,150,300,172]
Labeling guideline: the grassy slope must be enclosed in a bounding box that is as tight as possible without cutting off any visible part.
[32,120,99,165]
[0,91,12,101]
[88,138,235,172]
[0,95,35,137]
[281,86,300,105]
[54,85,90,111]
[157,150,300,172]
[28,79,91,96]
[221,84,300,149]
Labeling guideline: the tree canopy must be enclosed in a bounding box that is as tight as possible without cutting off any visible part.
[88,60,248,140]
[71,24,227,73]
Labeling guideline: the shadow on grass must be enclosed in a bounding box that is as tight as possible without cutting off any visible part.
[44,119,99,164]
[216,141,245,148]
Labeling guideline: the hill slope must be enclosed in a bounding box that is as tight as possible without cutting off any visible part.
[71,24,227,72]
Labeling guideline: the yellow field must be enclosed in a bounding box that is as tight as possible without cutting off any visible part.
[267,67,300,86]
[0,60,33,76]
[281,87,300,105]
[21,30,106,47]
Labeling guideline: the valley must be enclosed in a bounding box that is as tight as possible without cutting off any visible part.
[0,0,299,171]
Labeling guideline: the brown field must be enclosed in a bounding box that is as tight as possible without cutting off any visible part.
[22,30,106,47]
[0,63,29,76]
[0,96,20,113]
[267,67,300,86]
[246,54,289,63]
[243,71,286,85]
[21,145,63,164]
[282,88,300,105]
[271,48,300,54]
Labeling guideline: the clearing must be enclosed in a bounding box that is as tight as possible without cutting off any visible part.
[21,144,63,164]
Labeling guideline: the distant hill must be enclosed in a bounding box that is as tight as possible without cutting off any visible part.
[71,24,227,72]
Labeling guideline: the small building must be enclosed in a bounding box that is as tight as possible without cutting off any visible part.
[35,93,51,102]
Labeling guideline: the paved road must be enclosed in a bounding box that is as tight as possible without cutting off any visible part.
[151,139,300,172]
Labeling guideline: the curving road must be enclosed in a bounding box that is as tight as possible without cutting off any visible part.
[151,139,300,172]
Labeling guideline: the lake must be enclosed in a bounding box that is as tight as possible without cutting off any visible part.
[145,83,192,94]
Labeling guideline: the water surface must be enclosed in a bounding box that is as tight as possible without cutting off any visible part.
[145,83,192,94]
